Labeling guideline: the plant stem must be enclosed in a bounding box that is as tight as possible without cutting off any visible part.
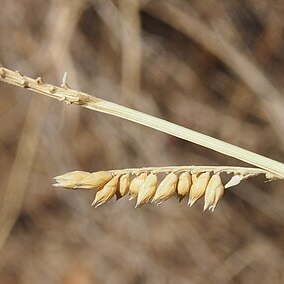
[1,66,284,178]
[108,165,267,177]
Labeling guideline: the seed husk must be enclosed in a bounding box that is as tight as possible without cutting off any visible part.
[177,172,192,201]
[75,171,113,190]
[188,172,210,206]
[209,183,225,212]
[203,173,224,211]
[53,171,90,189]
[129,173,147,200]
[54,170,89,182]
[136,173,158,208]
[152,172,178,206]
[92,175,120,207]
[225,174,243,189]
[116,173,131,200]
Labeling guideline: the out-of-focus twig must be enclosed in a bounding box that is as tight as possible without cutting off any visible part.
[144,1,284,145]
[0,0,87,253]
[0,96,48,252]
[119,0,142,103]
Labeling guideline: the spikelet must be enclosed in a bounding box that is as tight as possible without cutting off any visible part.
[152,172,178,206]
[74,171,113,190]
[188,172,210,206]
[53,171,89,189]
[116,173,130,200]
[136,173,158,208]
[177,172,192,201]
[129,173,147,200]
[203,173,224,211]
[91,175,120,207]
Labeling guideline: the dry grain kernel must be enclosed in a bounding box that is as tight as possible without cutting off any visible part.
[75,171,113,190]
[92,175,120,207]
[203,173,224,211]
[129,173,147,200]
[53,171,90,189]
[188,172,210,206]
[116,173,130,199]
[152,172,178,206]
[136,173,157,208]
[177,172,192,201]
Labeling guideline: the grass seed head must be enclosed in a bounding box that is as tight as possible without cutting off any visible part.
[152,172,178,206]
[177,172,192,201]
[188,172,210,206]
[51,165,274,211]
[136,173,158,208]
[75,171,113,190]
[129,173,147,200]
[53,171,90,189]
[203,173,224,211]
[91,175,120,207]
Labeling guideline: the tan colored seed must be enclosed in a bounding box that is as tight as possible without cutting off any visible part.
[210,182,224,212]
[177,172,192,201]
[53,171,90,189]
[75,171,113,190]
[136,173,158,208]
[54,170,89,182]
[188,172,210,206]
[152,172,178,206]
[203,173,224,211]
[116,174,130,200]
[129,173,147,200]
[92,175,120,207]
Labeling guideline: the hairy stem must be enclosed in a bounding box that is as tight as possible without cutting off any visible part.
[1,66,284,178]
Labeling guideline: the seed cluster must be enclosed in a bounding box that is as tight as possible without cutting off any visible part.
[53,169,243,211]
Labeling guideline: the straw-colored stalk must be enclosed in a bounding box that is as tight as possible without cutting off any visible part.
[1,66,284,178]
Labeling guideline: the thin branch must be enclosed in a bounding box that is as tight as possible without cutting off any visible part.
[143,1,284,145]
[1,66,284,178]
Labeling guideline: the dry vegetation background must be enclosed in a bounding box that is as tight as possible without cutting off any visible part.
[1,0,284,283]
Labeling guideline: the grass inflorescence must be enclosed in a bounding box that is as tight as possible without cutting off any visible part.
[53,166,273,211]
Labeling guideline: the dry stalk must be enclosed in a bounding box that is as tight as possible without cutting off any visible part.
[143,1,284,145]
[119,0,142,102]
[1,66,284,178]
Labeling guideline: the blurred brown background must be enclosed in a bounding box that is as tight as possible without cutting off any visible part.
[1,0,284,283]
